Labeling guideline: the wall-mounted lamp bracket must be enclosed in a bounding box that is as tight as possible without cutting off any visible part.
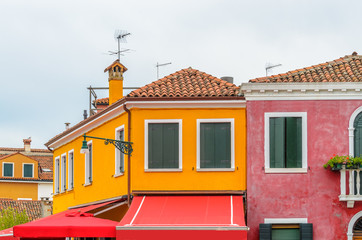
[80,133,133,155]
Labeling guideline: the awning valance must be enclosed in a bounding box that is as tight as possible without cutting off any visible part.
[117,195,248,240]
[13,199,122,238]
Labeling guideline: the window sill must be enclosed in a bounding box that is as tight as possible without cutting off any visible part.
[265,168,308,173]
[196,168,235,172]
[67,188,74,192]
[145,169,182,172]
[83,182,92,187]
[113,173,124,178]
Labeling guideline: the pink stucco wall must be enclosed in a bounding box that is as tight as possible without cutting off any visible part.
[247,100,362,239]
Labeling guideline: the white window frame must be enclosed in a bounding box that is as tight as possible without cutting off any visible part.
[60,153,66,192]
[22,163,34,178]
[115,125,125,177]
[264,218,308,224]
[196,118,235,172]
[348,106,362,156]
[84,140,93,186]
[68,150,74,190]
[2,162,14,177]
[144,119,182,172]
[54,157,60,194]
[264,112,308,173]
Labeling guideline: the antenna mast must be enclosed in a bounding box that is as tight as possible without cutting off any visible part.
[156,62,172,79]
[265,63,282,76]
[109,30,131,60]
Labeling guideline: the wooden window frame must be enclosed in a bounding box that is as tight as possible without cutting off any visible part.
[84,140,93,186]
[115,125,125,177]
[68,150,74,190]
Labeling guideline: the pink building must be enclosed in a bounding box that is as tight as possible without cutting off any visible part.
[241,53,362,239]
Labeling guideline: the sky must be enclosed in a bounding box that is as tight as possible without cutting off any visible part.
[1,0,362,149]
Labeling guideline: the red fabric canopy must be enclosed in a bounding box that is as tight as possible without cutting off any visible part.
[0,228,18,240]
[117,195,248,240]
[13,200,121,238]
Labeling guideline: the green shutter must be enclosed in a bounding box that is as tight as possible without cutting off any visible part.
[286,117,302,168]
[272,228,300,240]
[3,163,13,177]
[23,164,33,178]
[270,117,285,168]
[200,123,215,168]
[300,223,313,240]
[354,113,362,157]
[148,123,179,169]
[200,123,231,168]
[162,124,179,168]
[259,223,272,240]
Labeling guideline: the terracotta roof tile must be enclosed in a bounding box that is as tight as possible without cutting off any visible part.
[0,199,51,221]
[250,53,362,83]
[94,98,109,105]
[127,67,239,98]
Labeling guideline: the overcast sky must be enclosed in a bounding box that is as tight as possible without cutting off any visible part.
[1,0,362,149]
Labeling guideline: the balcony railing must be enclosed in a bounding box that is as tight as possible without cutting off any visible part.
[340,166,362,208]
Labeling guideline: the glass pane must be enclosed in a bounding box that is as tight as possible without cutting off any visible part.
[272,228,300,240]
[24,164,33,178]
[3,163,13,177]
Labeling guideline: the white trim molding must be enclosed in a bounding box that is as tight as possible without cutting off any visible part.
[264,112,308,173]
[115,125,125,176]
[347,211,362,240]
[2,162,14,177]
[126,100,246,109]
[60,153,66,193]
[22,163,34,178]
[67,150,74,190]
[264,218,308,224]
[196,118,235,171]
[241,82,362,100]
[349,106,362,156]
[144,119,183,171]
[54,156,60,194]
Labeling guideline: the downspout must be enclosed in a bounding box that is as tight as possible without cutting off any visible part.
[123,104,132,206]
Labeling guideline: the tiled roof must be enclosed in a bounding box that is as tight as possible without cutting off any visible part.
[128,67,239,98]
[94,98,109,105]
[250,52,362,83]
[0,177,52,182]
[0,199,51,221]
[0,147,51,153]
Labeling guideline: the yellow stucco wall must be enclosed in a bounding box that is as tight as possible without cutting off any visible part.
[109,80,123,105]
[52,106,246,213]
[0,153,38,178]
[0,182,38,200]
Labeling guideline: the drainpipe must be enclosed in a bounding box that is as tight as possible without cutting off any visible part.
[123,104,132,206]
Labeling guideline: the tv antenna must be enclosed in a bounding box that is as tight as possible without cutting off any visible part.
[109,30,131,60]
[156,62,172,79]
[265,63,282,76]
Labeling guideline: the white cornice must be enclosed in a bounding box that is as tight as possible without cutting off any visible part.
[48,100,245,149]
[126,100,246,108]
[240,82,362,100]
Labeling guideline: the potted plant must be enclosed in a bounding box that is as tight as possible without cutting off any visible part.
[323,154,349,170]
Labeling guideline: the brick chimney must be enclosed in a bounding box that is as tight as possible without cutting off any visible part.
[40,197,52,217]
[23,138,31,152]
[104,60,128,105]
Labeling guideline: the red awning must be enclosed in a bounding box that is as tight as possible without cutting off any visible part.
[13,200,121,238]
[117,195,248,240]
[0,228,19,240]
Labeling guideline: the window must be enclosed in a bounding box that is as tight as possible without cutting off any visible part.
[23,163,33,178]
[145,120,182,171]
[61,154,66,192]
[55,157,60,193]
[68,150,74,190]
[354,112,362,157]
[197,119,235,171]
[260,219,313,240]
[85,141,92,185]
[265,112,307,173]
[115,125,125,176]
[2,163,14,177]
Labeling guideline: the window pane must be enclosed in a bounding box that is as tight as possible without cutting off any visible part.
[3,163,13,177]
[285,117,302,168]
[355,112,362,157]
[200,123,231,168]
[24,164,33,178]
[270,117,285,168]
[272,228,300,240]
[148,123,179,169]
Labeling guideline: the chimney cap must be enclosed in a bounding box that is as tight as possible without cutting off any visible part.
[23,138,31,144]
[104,60,128,73]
